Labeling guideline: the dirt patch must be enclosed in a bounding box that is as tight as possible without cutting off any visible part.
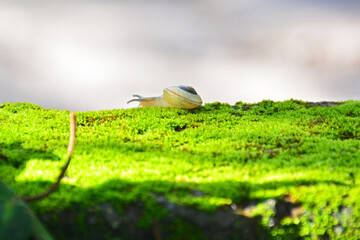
[304,101,342,107]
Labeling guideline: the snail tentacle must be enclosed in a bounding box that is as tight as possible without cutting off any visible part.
[127,95,145,104]
[127,97,141,104]
[127,95,159,104]
[133,94,143,99]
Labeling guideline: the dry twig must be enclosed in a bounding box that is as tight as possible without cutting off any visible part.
[152,219,163,240]
[22,112,76,202]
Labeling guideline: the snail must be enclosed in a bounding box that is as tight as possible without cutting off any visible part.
[127,85,202,109]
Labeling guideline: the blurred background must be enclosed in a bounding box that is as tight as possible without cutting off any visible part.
[0,0,359,111]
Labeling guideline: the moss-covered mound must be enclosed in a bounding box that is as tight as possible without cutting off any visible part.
[0,100,360,239]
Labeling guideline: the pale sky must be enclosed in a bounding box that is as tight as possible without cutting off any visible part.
[0,0,359,111]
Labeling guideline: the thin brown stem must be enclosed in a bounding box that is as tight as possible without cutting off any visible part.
[152,219,163,240]
[22,112,76,202]
[0,152,8,160]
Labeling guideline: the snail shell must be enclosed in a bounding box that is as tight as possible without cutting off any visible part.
[127,85,202,109]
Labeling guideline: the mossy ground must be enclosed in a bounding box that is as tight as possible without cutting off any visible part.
[0,100,360,239]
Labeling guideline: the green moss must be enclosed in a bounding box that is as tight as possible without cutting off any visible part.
[1,100,360,238]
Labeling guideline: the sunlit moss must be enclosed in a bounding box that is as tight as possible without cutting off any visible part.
[1,100,360,238]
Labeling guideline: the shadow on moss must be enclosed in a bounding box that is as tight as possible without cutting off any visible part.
[10,175,351,240]
[0,142,60,169]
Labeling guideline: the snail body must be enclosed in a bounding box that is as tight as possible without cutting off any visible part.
[127,85,202,109]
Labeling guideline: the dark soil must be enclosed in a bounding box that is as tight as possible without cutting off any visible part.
[38,193,333,240]
[39,197,272,240]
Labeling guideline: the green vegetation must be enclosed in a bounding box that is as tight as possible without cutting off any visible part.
[0,100,360,239]
[0,179,53,240]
